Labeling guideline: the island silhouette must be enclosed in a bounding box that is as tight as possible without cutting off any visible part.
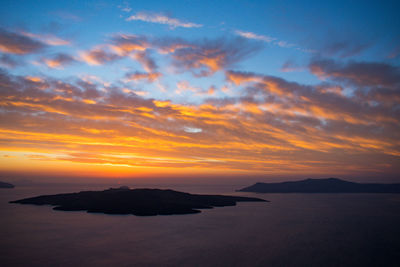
[10,187,267,216]
[0,181,14,188]
[238,178,400,193]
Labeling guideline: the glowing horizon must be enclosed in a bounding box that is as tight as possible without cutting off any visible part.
[0,1,399,180]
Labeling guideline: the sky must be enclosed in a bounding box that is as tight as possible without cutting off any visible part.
[0,0,399,181]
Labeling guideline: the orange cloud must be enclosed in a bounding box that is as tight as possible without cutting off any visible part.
[170,38,259,76]
[0,28,46,54]
[25,76,43,82]
[80,46,120,65]
[125,72,161,82]
[0,67,399,178]
[131,51,158,72]
[175,81,216,96]
[111,34,149,55]
[20,31,70,46]
[42,53,76,68]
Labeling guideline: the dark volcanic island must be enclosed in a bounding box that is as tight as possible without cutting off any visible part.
[10,187,267,216]
[0,181,14,188]
[238,178,400,193]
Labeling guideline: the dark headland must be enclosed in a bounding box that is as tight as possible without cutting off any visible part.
[238,178,400,193]
[0,181,14,188]
[10,187,267,216]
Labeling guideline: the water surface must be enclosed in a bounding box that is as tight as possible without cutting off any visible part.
[1,183,400,266]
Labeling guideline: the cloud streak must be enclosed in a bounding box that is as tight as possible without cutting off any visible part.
[0,28,47,54]
[235,30,302,50]
[80,46,121,65]
[20,31,70,46]
[94,34,260,76]
[126,12,202,29]
[309,58,400,88]
[0,54,21,68]
[235,30,276,43]
[125,71,161,82]
[42,53,77,69]
[168,37,261,76]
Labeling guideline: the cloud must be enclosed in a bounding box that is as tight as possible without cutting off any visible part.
[20,31,70,46]
[0,54,21,68]
[322,41,371,58]
[111,34,149,54]
[1,23,399,177]
[108,34,160,72]
[126,12,202,29]
[125,71,161,83]
[0,68,399,175]
[183,126,202,133]
[0,28,47,54]
[275,41,295,48]
[225,69,399,126]
[168,37,260,76]
[24,76,44,83]
[117,2,132,13]
[235,30,300,51]
[42,53,77,68]
[76,35,258,76]
[175,81,215,96]
[281,61,305,72]
[132,51,158,72]
[153,38,192,54]
[235,30,276,43]
[309,58,400,88]
[80,46,121,65]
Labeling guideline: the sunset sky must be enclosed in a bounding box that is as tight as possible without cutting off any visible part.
[0,0,399,181]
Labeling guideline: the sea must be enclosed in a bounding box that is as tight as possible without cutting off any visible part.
[1,181,400,267]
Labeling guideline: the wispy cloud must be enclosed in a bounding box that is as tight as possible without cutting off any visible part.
[166,37,261,76]
[309,58,400,88]
[117,2,132,13]
[175,81,215,96]
[125,71,161,83]
[235,30,312,52]
[126,12,202,29]
[111,34,149,54]
[41,53,77,69]
[0,54,21,68]
[80,46,121,65]
[322,41,370,58]
[111,34,259,76]
[235,30,276,43]
[0,28,46,54]
[132,51,158,73]
[281,61,305,72]
[20,32,70,46]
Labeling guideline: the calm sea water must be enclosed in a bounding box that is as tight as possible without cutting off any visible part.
[1,182,400,266]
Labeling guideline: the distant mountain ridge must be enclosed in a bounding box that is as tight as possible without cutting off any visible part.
[0,181,14,188]
[238,178,400,193]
